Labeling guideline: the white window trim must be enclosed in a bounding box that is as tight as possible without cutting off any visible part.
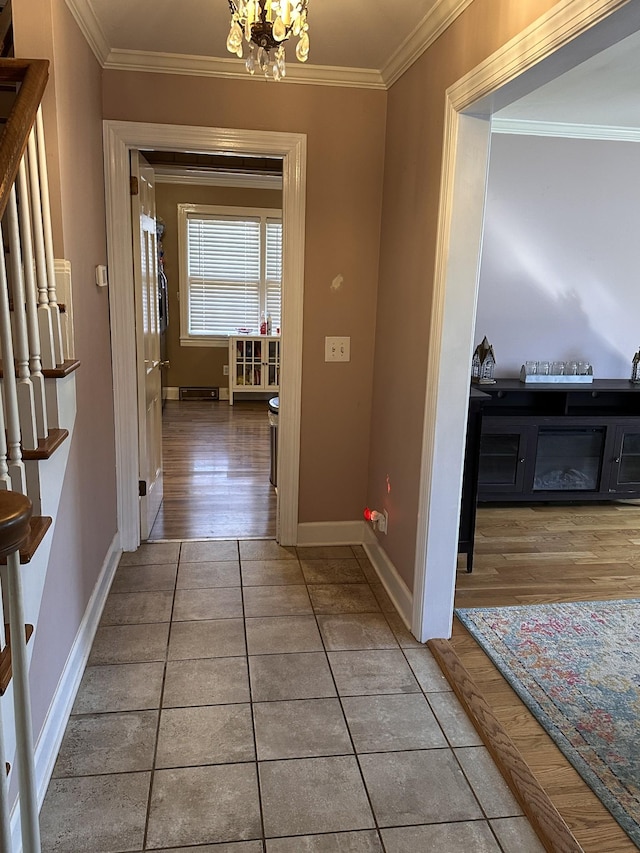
[177,203,282,347]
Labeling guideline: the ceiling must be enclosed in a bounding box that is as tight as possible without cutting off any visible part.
[494,27,640,130]
[65,0,640,123]
[66,0,468,89]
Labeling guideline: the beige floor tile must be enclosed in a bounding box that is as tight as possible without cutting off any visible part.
[156,704,255,767]
[403,647,452,692]
[342,694,446,752]
[52,711,157,777]
[153,845,262,853]
[317,613,399,651]
[299,558,366,584]
[427,692,483,746]
[380,822,501,852]
[146,764,261,848]
[455,746,523,818]
[359,750,483,826]
[168,618,246,659]
[111,563,177,593]
[245,615,323,655]
[254,698,352,760]
[369,583,396,613]
[40,772,150,853]
[328,650,420,696]
[173,587,243,620]
[490,817,547,853]
[72,662,164,714]
[240,540,297,560]
[88,622,170,665]
[120,542,180,566]
[249,652,336,701]
[385,612,423,648]
[177,560,241,588]
[243,584,313,617]
[266,832,382,851]
[100,590,173,625]
[296,546,355,560]
[308,584,380,615]
[153,845,263,853]
[259,756,374,838]
[163,657,250,706]
[181,540,239,563]
[241,559,305,586]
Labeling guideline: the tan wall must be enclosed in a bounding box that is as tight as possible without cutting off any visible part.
[155,182,282,391]
[368,0,561,589]
[103,74,387,522]
[14,0,115,733]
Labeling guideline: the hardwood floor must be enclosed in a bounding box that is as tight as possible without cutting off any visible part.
[453,502,640,852]
[148,399,276,541]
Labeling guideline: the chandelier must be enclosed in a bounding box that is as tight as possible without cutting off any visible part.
[226,1,310,80]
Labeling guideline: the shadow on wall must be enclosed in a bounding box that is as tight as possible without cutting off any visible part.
[475,209,634,379]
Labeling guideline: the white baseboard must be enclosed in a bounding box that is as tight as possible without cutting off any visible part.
[11,533,123,850]
[363,526,413,630]
[296,520,368,546]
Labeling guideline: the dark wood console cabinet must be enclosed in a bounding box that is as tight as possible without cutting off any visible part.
[474,380,640,503]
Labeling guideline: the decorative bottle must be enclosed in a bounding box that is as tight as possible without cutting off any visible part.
[260,312,267,335]
[267,313,272,335]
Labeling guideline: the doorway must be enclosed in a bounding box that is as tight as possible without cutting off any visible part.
[412,0,640,642]
[103,121,306,552]
[142,152,283,541]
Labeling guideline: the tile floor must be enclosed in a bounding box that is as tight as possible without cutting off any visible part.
[39,541,545,853]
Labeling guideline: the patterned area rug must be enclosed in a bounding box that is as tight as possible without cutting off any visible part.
[456,599,640,846]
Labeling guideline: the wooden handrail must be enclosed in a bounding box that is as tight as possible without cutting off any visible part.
[0,58,48,224]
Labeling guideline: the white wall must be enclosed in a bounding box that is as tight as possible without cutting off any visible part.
[474,132,640,378]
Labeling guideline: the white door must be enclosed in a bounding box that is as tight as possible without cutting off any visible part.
[131,151,163,539]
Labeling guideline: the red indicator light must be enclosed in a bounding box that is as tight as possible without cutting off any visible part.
[364,507,372,521]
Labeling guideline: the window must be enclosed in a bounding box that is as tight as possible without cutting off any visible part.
[178,204,282,345]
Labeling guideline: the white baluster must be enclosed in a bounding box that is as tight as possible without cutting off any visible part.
[0,392,11,492]
[0,691,12,853]
[26,129,55,372]
[4,550,41,853]
[35,108,63,366]
[0,221,26,495]
[17,158,48,440]
[6,186,38,452]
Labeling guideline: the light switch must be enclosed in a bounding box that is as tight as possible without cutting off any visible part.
[325,336,350,362]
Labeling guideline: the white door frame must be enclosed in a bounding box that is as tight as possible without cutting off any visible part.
[103,121,307,551]
[412,0,632,641]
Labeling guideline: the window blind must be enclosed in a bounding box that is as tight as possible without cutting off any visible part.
[185,212,282,338]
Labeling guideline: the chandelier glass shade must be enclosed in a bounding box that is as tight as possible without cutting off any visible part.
[226,0,309,80]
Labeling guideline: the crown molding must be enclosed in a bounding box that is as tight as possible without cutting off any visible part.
[64,0,110,65]
[491,117,640,142]
[67,0,474,90]
[103,48,386,89]
[381,0,474,88]
[154,167,283,189]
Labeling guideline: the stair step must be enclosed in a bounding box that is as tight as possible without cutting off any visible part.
[0,358,80,379]
[42,358,80,379]
[22,428,68,460]
[0,623,33,695]
[0,516,51,565]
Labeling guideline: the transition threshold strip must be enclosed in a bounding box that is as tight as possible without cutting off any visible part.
[427,637,584,853]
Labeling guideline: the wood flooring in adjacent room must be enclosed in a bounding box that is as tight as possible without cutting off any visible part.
[453,502,640,853]
[149,399,276,541]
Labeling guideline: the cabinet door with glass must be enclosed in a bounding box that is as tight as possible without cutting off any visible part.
[607,424,640,493]
[477,420,533,496]
[229,336,280,404]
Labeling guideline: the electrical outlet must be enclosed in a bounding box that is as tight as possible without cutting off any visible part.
[377,509,388,534]
[325,336,351,362]
[223,365,229,376]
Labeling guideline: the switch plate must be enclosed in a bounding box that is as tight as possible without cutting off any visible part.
[325,336,351,362]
